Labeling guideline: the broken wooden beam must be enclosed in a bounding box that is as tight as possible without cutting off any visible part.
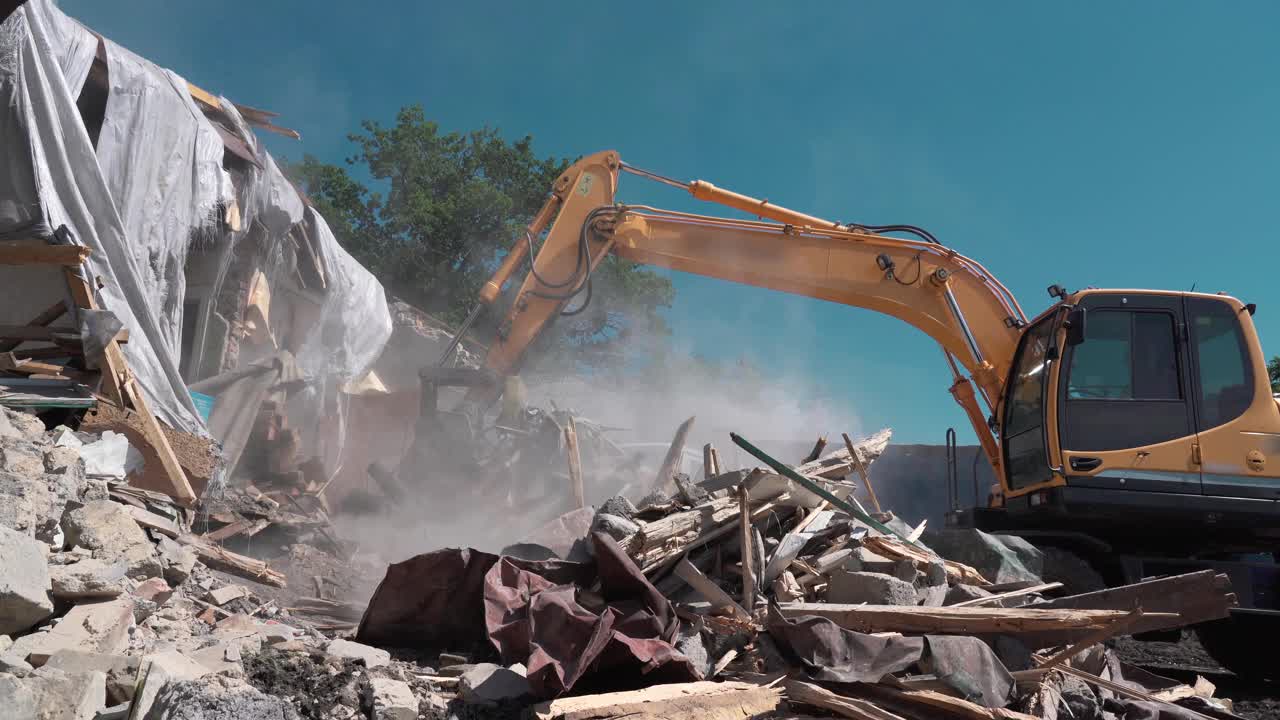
[176,534,286,587]
[855,684,1040,720]
[652,415,695,494]
[787,680,907,720]
[674,558,750,621]
[948,581,1062,608]
[702,443,719,481]
[0,240,92,266]
[777,603,1178,640]
[794,428,893,480]
[564,416,584,509]
[621,496,738,568]
[844,431,883,515]
[802,436,828,464]
[1030,569,1235,637]
[739,485,755,611]
[533,680,782,720]
[862,534,989,586]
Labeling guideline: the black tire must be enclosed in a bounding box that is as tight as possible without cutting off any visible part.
[1195,615,1280,682]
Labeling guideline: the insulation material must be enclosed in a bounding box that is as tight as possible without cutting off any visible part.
[0,1,206,434]
[95,36,233,359]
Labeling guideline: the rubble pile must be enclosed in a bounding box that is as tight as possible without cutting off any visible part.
[0,404,1253,720]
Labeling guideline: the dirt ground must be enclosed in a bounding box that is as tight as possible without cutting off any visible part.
[1114,633,1279,720]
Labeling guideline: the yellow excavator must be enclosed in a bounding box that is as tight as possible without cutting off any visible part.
[427,150,1279,677]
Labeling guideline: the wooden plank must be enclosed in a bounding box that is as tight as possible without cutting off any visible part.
[802,436,828,464]
[622,496,738,568]
[1050,664,1220,720]
[1036,607,1144,670]
[863,534,990,586]
[564,416,585,509]
[674,559,750,621]
[702,443,719,481]
[1031,570,1235,637]
[533,681,782,720]
[0,352,67,376]
[844,431,883,514]
[739,485,755,612]
[652,416,695,494]
[0,301,67,353]
[856,685,1040,720]
[778,603,1178,638]
[794,428,892,480]
[177,534,287,587]
[201,520,252,544]
[948,582,1063,608]
[786,681,907,720]
[0,240,91,266]
[125,506,180,538]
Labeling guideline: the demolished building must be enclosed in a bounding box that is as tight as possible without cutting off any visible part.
[0,0,392,503]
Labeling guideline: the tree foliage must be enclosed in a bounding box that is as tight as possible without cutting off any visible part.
[288,106,673,369]
[1269,355,1280,394]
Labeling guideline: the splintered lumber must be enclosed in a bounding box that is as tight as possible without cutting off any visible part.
[652,415,695,494]
[862,534,990,586]
[1048,664,1220,720]
[177,534,287,587]
[124,506,180,538]
[773,571,804,602]
[843,431,884,514]
[702,443,719,481]
[622,496,738,569]
[794,428,893,480]
[564,416,585,509]
[1037,607,1144,670]
[856,685,1040,720]
[675,558,750,621]
[731,432,918,548]
[787,681,907,720]
[802,436,828,464]
[739,485,755,611]
[1031,569,1235,637]
[0,352,66,376]
[534,680,782,720]
[0,240,92,266]
[777,603,1179,639]
[948,581,1062,607]
[644,496,790,576]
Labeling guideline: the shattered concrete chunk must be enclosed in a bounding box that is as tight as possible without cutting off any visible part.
[0,523,54,634]
[49,559,128,599]
[915,560,948,606]
[44,650,140,705]
[0,468,56,539]
[326,638,390,668]
[29,665,107,720]
[0,672,38,718]
[142,674,298,720]
[133,650,212,720]
[598,495,637,520]
[61,501,163,580]
[21,597,134,666]
[365,677,417,720]
[827,570,917,606]
[458,662,532,705]
[590,513,639,542]
[1,407,46,442]
[131,578,173,606]
[155,538,196,586]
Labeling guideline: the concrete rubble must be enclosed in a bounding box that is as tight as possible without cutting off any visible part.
[0,403,1254,720]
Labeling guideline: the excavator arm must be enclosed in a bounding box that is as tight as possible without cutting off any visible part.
[460,150,1027,482]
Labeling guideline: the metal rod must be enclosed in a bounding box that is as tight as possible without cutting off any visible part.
[434,302,484,367]
[943,285,984,366]
[619,162,690,190]
[729,432,922,549]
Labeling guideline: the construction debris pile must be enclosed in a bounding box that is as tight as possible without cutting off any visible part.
[350,421,1247,720]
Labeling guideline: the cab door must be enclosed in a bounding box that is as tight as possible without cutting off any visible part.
[1056,293,1201,494]
[1187,296,1280,499]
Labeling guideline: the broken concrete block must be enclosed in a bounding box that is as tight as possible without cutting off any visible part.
[459,662,532,705]
[29,665,107,720]
[133,650,211,719]
[21,598,134,666]
[827,570,917,606]
[590,513,639,543]
[44,650,140,705]
[0,468,56,539]
[916,560,948,607]
[140,674,296,720]
[131,578,172,605]
[0,672,38,717]
[155,538,196,586]
[326,638,390,668]
[365,677,417,720]
[1,408,45,442]
[206,585,247,606]
[922,529,1043,584]
[0,440,46,478]
[0,523,54,634]
[49,559,128,599]
[61,501,162,580]
[598,495,637,520]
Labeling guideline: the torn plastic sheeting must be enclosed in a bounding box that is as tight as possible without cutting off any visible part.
[919,634,1014,709]
[0,2,209,435]
[766,604,924,684]
[96,35,232,361]
[357,534,701,699]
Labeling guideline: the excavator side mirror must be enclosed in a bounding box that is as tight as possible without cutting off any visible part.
[1065,308,1087,346]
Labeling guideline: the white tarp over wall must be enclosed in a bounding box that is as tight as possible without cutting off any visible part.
[0,0,393,442]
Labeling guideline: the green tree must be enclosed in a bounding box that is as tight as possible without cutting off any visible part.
[1268,355,1280,393]
[288,106,673,369]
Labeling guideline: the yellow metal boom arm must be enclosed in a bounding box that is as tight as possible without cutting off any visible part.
[470,150,1027,478]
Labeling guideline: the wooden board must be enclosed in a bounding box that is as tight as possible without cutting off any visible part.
[0,240,92,266]
[533,681,781,720]
[777,603,1178,639]
[1031,570,1235,637]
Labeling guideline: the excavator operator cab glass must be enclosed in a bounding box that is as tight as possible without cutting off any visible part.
[1002,313,1057,490]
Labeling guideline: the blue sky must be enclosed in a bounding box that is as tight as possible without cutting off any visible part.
[62,1,1280,443]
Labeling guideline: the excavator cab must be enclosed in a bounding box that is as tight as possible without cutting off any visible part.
[994,290,1280,548]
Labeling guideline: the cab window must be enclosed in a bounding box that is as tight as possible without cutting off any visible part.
[1003,315,1055,489]
[1188,297,1253,429]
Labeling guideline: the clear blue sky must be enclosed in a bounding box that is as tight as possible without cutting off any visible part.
[63,1,1280,443]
